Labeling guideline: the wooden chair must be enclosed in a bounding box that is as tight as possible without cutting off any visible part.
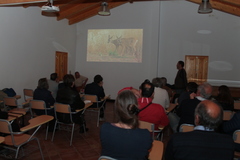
[179,124,194,132]
[223,110,234,121]
[83,94,109,127]
[234,102,240,110]
[148,140,164,160]
[0,115,53,159]
[3,97,29,112]
[51,102,86,146]
[233,130,240,158]
[23,89,34,104]
[30,100,53,140]
[139,120,164,141]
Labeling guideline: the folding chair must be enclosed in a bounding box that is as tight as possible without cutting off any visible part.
[3,97,29,112]
[223,110,234,121]
[83,94,109,127]
[23,89,33,103]
[179,123,194,132]
[139,120,164,141]
[233,130,240,158]
[30,100,53,140]
[0,115,53,159]
[148,140,164,160]
[51,102,86,146]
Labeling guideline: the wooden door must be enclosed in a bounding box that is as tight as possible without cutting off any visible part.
[55,51,68,81]
[185,55,208,84]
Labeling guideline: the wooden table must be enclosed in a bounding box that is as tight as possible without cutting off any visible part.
[20,115,54,132]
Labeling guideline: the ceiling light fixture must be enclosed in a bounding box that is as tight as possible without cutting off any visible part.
[98,2,110,16]
[198,0,212,14]
[41,0,59,12]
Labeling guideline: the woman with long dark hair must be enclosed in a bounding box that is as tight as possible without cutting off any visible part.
[215,85,234,111]
[100,90,152,159]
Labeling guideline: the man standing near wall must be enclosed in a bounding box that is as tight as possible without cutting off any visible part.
[174,60,188,95]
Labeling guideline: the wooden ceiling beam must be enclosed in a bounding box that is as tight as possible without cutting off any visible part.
[58,3,99,20]
[0,0,46,5]
[68,1,126,25]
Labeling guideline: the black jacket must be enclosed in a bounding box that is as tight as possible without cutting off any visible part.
[56,86,85,111]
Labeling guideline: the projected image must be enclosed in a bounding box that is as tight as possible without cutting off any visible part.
[87,29,143,63]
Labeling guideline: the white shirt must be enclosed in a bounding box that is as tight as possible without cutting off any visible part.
[152,87,170,109]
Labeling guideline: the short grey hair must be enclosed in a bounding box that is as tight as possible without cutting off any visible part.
[197,82,212,99]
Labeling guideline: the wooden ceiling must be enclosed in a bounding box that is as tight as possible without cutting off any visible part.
[0,0,239,25]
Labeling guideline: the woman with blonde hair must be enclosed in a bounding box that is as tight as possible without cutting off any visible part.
[100,90,152,159]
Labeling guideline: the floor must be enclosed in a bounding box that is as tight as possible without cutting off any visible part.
[0,101,172,160]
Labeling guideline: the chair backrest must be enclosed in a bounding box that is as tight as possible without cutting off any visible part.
[234,102,240,110]
[3,97,18,107]
[148,140,164,160]
[54,102,74,123]
[23,89,34,102]
[223,110,234,121]
[0,119,11,134]
[83,94,98,103]
[30,100,48,116]
[233,130,240,143]
[139,120,155,132]
[179,124,194,132]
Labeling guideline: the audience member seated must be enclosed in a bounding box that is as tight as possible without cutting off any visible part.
[56,74,86,133]
[176,82,212,131]
[84,74,105,121]
[33,78,55,116]
[223,111,240,151]
[215,85,234,111]
[152,77,169,109]
[178,82,198,105]
[75,71,88,93]
[160,77,174,100]
[165,100,234,160]
[100,90,152,159]
[118,87,141,98]
[138,80,169,130]
[47,73,59,99]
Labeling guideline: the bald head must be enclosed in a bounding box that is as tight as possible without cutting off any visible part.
[195,100,223,130]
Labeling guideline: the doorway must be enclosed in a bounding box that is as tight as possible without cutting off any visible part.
[55,51,68,81]
[185,55,208,85]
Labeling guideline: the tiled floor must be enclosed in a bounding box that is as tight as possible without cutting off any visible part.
[0,101,172,160]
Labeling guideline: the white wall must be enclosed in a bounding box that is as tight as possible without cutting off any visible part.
[0,7,76,103]
[76,1,240,99]
[76,2,161,99]
[159,1,240,86]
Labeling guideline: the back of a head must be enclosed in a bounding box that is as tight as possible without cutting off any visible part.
[216,85,233,104]
[140,80,154,97]
[160,77,167,86]
[195,100,223,130]
[50,73,58,81]
[197,82,212,99]
[187,82,198,93]
[38,78,49,89]
[178,61,184,68]
[94,74,103,84]
[152,77,162,88]
[115,90,139,129]
[63,74,75,87]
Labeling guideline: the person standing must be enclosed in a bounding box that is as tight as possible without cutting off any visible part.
[174,60,188,95]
